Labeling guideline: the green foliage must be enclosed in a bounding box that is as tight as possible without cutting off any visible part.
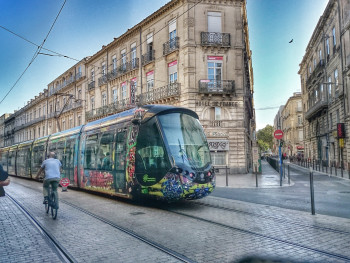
[257,125,274,150]
[257,139,269,151]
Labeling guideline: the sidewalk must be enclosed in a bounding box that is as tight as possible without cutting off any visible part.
[215,160,291,188]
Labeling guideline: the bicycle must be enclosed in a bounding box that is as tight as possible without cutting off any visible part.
[44,182,58,220]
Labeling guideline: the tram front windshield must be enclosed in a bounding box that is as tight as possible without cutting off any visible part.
[158,113,211,170]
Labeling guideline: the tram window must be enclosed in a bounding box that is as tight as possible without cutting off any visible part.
[64,139,75,168]
[48,142,57,155]
[84,134,99,170]
[55,140,65,162]
[115,131,126,171]
[97,132,114,171]
[135,118,170,182]
[32,144,45,174]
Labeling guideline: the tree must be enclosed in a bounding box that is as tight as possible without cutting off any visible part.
[257,125,274,150]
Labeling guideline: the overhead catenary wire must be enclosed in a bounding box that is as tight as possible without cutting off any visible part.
[0,25,79,62]
[0,0,67,105]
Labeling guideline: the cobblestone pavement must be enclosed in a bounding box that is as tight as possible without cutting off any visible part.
[2,176,350,263]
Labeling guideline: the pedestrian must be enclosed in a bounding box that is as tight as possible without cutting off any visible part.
[36,152,62,208]
[0,163,10,197]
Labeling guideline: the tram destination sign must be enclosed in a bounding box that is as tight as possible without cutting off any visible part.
[274,129,284,140]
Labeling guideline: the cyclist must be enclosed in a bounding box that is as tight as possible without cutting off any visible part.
[36,152,62,208]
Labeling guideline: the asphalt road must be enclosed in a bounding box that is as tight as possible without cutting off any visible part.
[212,164,350,219]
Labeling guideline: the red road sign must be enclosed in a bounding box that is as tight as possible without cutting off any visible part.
[274,129,284,140]
[60,178,70,187]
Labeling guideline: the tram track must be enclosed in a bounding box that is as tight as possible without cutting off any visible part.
[160,203,350,262]
[59,199,196,263]
[6,188,195,263]
[6,193,76,263]
[192,200,350,235]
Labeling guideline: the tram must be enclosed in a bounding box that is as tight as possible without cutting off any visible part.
[0,105,215,201]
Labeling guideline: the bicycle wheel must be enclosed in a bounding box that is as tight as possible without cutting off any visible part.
[50,192,58,219]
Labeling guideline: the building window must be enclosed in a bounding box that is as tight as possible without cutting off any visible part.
[208,12,221,33]
[208,56,222,85]
[334,69,338,90]
[112,56,117,70]
[319,49,322,61]
[328,76,332,98]
[146,33,153,54]
[169,19,176,49]
[91,97,95,110]
[330,113,333,129]
[146,71,154,92]
[121,49,126,70]
[78,116,81,126]
[121,82,127,100]
[91,68,95,81]
[131,43,137,68]
[112,89,118,103]
[102,92,107,106]
[168,60,177,83]
[332,26,336,47]
[210,152,226,165]
[102,63,106,76]
[326,38,330,56]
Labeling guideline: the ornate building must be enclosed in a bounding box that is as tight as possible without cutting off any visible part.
[281,92,303,157]
[1,0,255,174]
[299,0,350,168]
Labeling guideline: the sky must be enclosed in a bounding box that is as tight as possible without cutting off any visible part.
[0,0,329,130]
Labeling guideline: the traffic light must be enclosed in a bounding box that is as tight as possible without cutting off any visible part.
[337,123,345,138]
[279,140,284,147]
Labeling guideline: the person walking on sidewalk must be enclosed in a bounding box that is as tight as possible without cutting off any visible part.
[36,152,62,207]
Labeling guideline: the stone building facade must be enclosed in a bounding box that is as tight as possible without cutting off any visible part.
[299,0,350,168]
[281,92,304,157]
[1,0,255,174]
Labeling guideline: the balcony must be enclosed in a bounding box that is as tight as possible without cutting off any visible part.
[88,81,95,91]
[163,37,179,56]
[305,95,328,120]
[86,99,134,122]
[141,50,155,66]
[98,75,108,86]
[138,82,180,104]
[198,80,235,95]
[306,60,324,88]
[200,32,231,48]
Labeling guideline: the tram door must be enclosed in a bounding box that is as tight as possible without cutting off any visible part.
[115,130,126,192]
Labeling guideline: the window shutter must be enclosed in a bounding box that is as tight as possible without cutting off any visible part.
[208,12,221,33]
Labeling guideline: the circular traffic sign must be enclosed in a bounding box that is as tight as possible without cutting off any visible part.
[274,129,284,140]
[60,178,70,187]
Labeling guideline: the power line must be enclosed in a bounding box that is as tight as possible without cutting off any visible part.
[0,25,79,61]
[0,0,67,105]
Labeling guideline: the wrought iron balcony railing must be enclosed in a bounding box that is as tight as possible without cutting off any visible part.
[163,37,179,56]
[141,50,155,66]
[200,32,231,47]
[305,95,328,120]
[85,83,181,122]
[138,82,180,104]
[198,80,235,94]
[98,75,108,86]
[88,81,95,91]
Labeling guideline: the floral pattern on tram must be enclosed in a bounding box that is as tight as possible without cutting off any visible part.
[126,125,138,192]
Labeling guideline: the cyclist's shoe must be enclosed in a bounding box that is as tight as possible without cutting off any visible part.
[43,197,48,204]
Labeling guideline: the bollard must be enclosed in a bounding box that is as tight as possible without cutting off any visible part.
[283,163,286,179]
[225,166,228,187]
[309,167,315,215]
[335,161,338,177]
[288,165,290,185]
[341,161,343,178]
[255,164,258,187]
[313,160,314,170]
